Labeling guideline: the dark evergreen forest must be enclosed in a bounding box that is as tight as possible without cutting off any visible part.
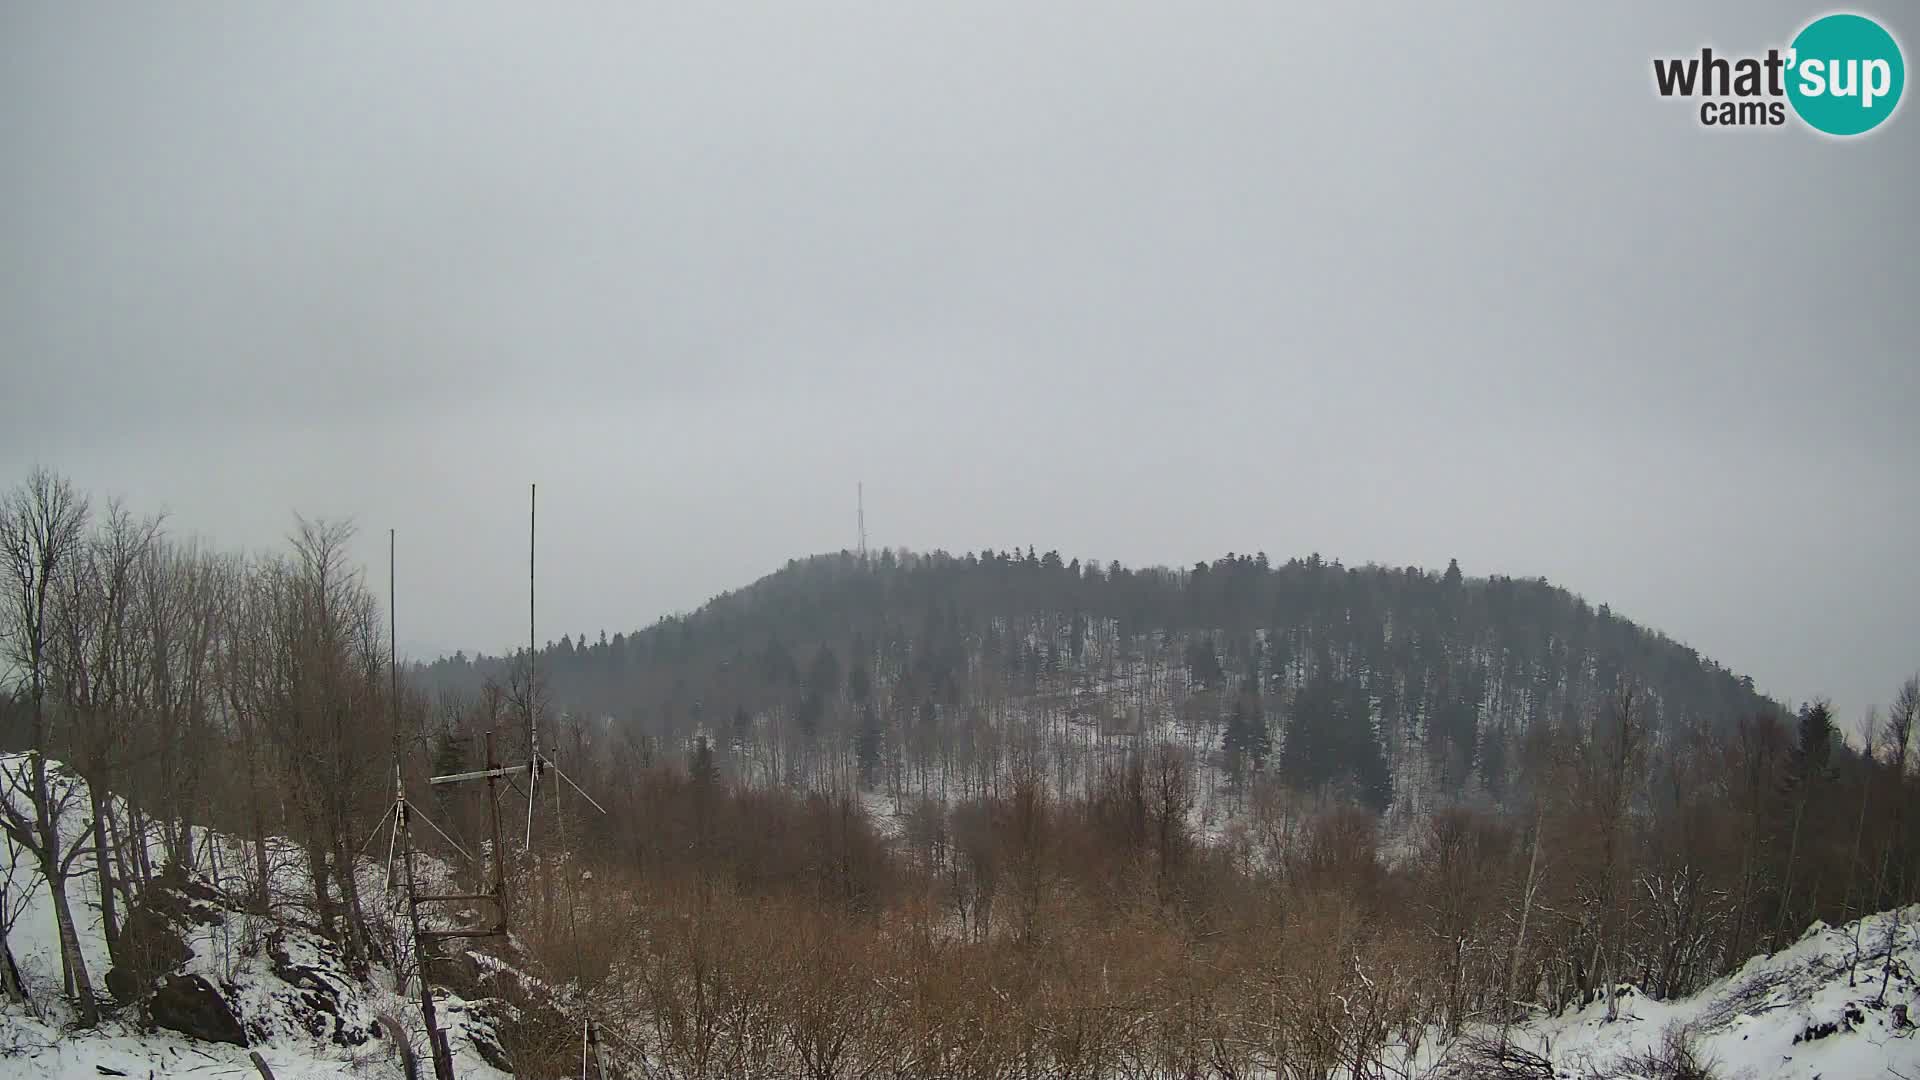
[417,548,1778,816]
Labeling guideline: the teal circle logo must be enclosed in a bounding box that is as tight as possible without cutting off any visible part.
[1786,13,1905,135]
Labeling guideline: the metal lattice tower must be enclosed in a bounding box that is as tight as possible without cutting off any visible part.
[378,490,609,1079]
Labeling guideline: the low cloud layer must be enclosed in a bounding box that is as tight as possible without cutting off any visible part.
[3,2,1914,720]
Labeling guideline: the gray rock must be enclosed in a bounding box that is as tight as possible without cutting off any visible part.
[150,973,246,1047]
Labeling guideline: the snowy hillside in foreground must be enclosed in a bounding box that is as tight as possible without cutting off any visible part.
[5,752,1920,1079]
[1434,907,1920,1080]
[0,754,515,1080]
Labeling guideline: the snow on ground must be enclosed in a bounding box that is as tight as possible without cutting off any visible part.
[1434,906,1920,1079]
[0,753,514,1080]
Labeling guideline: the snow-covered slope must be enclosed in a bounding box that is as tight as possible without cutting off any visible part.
[0,754,515,1080]
[1440,907,1920,1079]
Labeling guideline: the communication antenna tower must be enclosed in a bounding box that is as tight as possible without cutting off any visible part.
[354,530,464,1080]
[380,488,611,1077]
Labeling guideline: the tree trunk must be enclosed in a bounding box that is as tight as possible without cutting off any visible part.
[1775,794,1808,953]
[0,925,26,1005]
[1878,902,1904,1006]
[88,785,121,965]
[106,806,139,934]
[43,863,99,1026]
[331,827,369,972]
[1500,805,1544,1047]
[305,824,336,939]
[1846,772,1874,984]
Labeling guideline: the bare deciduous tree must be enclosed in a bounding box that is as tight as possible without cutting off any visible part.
[0,468,100,1024]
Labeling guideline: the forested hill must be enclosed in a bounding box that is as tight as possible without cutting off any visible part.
[416,549,1781,814]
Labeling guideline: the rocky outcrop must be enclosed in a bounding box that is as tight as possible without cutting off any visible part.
[150,973,246,1046]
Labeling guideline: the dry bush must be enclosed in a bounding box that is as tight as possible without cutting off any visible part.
[483,968,580,1079]
[1025,910,1185,1079]
[506,853,643,991]
[1230,888,1430,1080]
[625,881,777,1079]
[765,900,891,1080]
[1606,1024,1718,1080]
[877,932,1029,1078]
[483,741,1775,1079]
[1435,1033,1556,1080]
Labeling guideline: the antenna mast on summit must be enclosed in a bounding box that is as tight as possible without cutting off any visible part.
[857,481,867,560]
[399,487,609,1074]
[431,482,603,846]
[528,482,540,842]
[378,529,458,1080]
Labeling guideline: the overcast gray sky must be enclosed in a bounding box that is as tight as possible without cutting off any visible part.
[3,3,1914,721]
